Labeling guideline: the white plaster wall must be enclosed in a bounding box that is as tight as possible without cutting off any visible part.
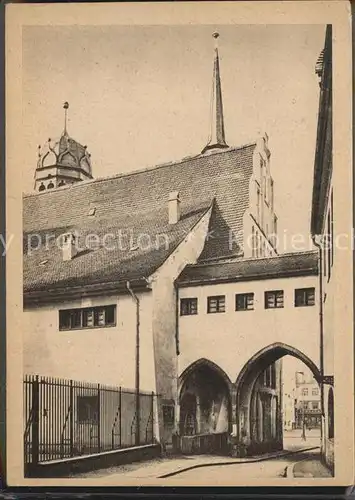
[23,292,156,392]
[150,206,213,403]
[178,274,319,382]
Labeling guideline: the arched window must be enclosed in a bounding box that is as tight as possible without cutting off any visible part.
[38,183,45,192]
[47,182,54,189]
[328,387,334,439]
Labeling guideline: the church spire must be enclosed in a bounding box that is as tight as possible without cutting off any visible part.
[202,32,229,154]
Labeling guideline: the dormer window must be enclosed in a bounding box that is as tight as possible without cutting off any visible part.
[58,180,65,187]
[47,182,54,189]
[38,183,45,192]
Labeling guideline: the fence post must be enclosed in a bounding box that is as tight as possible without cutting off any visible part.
[32,375,40,467]
[97,384,101,453]
[119,386,122,448]
[151,392,154,444]
[69,380,74,457]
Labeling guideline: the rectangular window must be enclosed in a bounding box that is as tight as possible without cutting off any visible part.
[312,388,319,396]
[207,295,226,314]
[312,402,319,410]
[303,401,309,409]
[235,293,254,311]
[77,395,99,424]
[265,290,284,309]
[59,305,117,331]
[295,288,315,307]
[180,298,198,316]
[302,388,308,396]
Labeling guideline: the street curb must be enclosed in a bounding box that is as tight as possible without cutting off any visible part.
[158,446,320,478]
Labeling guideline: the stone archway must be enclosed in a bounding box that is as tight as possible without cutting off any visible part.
[178,359,232,454]
[234,343,321,455]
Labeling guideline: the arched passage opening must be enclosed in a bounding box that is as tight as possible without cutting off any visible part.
[235,343,322,456]
[179,359,232,454]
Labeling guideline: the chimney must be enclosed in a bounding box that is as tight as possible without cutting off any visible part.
[61,232,78,261]
[168,191,181,224]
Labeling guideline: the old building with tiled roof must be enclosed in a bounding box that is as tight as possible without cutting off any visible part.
[23,32,323,470]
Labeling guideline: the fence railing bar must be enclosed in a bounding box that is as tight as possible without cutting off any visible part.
[24,374,156,466]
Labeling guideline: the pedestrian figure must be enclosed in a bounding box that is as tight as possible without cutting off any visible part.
[302,421,307,441]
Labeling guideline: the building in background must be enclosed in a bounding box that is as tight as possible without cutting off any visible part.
[310,24,334,473]
[294,371,321,429]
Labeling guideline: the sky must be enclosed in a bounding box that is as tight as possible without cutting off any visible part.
[22,24,326,251]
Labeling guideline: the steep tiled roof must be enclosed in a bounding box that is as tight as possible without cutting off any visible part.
[24,200,212,295]
[23,144,255,295]
[176,251,319,286]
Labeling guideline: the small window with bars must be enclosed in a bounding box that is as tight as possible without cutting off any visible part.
[235,293,254,311]
[59,305,116,330]
[207,295,226,314]
[265,290,284,309]
[295,288,315,307]
[180,298,198,316]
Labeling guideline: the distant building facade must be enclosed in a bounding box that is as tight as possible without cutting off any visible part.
[294,372,321,429]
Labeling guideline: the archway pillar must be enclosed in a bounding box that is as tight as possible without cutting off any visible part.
[230,385,238,436]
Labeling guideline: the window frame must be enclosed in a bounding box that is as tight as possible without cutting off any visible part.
[207,295,226,314]
[264,290,284,309]
[59,305,117,331]
[294,288,316,308]
[180,297,198,316]
[235,293,254,312]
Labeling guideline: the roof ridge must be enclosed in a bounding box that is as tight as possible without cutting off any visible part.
[191,249,318,268]
[23,142,256,199]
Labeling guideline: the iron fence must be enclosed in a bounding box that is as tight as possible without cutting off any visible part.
[24,375,155,467]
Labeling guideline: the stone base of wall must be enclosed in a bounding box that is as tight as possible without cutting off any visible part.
[323,438,334,474]
[179,432,229,455]
[25,444,162,478]
[246,440,283,457]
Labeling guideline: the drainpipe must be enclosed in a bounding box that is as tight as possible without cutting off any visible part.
[126,281,140,446]
[312,236,325,448]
